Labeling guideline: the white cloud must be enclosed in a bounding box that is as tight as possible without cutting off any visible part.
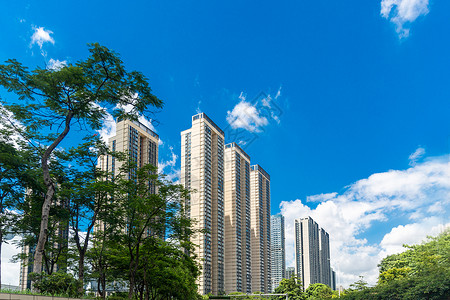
[196,100,202,114]
[409,147,425,166]
[226,88,283,133]
[117,95,157,133]
[275,86,282,100]
[1,237,21,286]
[47,58,67,71]
[158,146,180,183]
[379,218,449,256]
[0,104,26,148]
[226,101,268,133]
[280,154,450,287]
[306,192,337,202]
[98,110,116,143]
[158,146,177,173]
[380,0,429,38]
[30,26,55,49]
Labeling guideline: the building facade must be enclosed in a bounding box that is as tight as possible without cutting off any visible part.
[270,213,285,292]
[295,217,332,290]
[98,118,159,181]
[224,143,252,293]
[285,267,295,279]
[331,268,337,290]
[250,165,271,293]
[319,228,331,286]
[180,113,225,295]
[295,217,320,290]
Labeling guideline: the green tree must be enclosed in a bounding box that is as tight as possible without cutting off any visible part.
[57,136,114,294]
[89,157,200,299]
[0,130,27,287]
[30,271,81,297]
[341,230,450,300]
[0,43,163,277]
[273,276,305,300]
[305,283,333,299]
[348,276,368,291]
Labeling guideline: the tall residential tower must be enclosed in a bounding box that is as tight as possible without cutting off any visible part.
[98,118,159,181]
[250,165,271,293]
[224,143,252,293]
[295,217,332,290]
[270,214,285,292]
[180,113,225,295]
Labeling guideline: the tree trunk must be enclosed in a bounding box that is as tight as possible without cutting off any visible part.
[0,230,2,288]
[78,252,85,295]
[33,112,73,282]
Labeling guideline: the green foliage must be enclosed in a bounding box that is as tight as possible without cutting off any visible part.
[0,42,163,278]
[273,276,305,300]
[86,157,201,299]
[378,266,411,284]
[342,230,450,300]
[348,276,368,291]
[305,283,333,299]
[30,271,81,297]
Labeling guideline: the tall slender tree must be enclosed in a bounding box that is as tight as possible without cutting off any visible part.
[0,43,163,278]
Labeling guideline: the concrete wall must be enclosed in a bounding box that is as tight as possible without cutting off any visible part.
[0,293,90,300]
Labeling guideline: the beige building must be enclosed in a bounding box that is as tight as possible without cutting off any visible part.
[224,142,252,294]
[250,165,271,293]
[98,118,159,182]
[180,113,225,295]
[295,217,332,290]
[295,217,320,290]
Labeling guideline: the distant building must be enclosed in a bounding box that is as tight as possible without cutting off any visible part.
[295,217,331,290]
[285,267,295,279]
[270,214,285,291]
[331,268,336,290]
[319,228,331,286]
[250,165,271,293]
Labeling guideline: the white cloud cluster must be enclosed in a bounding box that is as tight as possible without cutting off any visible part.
[408,147,425,166]
[47,58,67,71]
[158,146,180,183]
[226,100,268,133]
[380,0,429,38]
[226,88,282,133]
[158,146,177,173]
[30,26,55,49]
[280,151,450,287]
[0,104,26,148]
[96,107,117,143]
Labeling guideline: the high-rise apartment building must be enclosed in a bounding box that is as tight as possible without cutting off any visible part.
[319,228,331,286]
[270,214,285,292]
[285,267,295,279]
[295,217,332,290]
[98,118,159,181]
[330,268,336,290]
[250,165,271,293]
[180,113,225,295]
[295,217,320,290]
[224,142,251,293]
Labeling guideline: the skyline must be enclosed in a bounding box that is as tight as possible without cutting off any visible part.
[1,0,450,289]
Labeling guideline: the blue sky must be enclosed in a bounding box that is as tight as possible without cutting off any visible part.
[1,0,450,287]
